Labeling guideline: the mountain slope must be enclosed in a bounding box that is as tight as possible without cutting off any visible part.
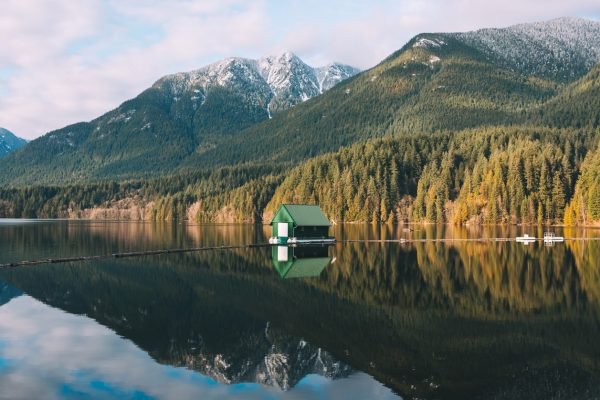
[0,53,358,185]
[189,33,559,168]
[2,18,600,186]
[191,18,600,169]
[532,62,600,128]
[0,128,27,158]
[449,17,600,82]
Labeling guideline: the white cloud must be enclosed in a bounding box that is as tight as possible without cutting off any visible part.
[0,0,268,140]
[0,0,599,139]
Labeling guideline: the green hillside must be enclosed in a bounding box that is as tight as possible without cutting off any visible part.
[0,33,562,184]
[264,126,597,224]
[564,144,600,225]
[0,85,268,185]
[532,63,600,128]
[191,34,558,168]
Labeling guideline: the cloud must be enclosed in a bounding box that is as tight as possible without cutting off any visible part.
[0,0,599,139]
[0,0,268,139]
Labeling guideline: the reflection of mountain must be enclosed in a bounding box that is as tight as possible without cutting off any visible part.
[2,222,600,399]
[0,280,22,306]
[170,322,351,390]
[0,253,352,391]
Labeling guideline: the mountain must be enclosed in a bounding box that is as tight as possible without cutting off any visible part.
[155,52,359,117]
[168,322,352,390]
[0,53,358,185]
[191,17,600,169]
[0,128,27,158]
[2,18,600,186]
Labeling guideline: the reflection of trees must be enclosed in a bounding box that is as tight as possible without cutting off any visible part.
[0,221,268,263]
[325,224,600,313]
[1,223,600,399]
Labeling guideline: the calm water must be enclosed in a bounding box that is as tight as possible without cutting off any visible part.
[1,221,600,400]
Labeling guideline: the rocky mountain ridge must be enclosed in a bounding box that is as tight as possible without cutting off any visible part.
[155,52,360,116]
[0,128,27,158]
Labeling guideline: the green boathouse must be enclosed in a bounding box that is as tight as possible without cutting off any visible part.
[270,204,331,243]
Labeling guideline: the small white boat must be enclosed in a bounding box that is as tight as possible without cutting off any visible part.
[516,233,536,243]
[543,232,564,243]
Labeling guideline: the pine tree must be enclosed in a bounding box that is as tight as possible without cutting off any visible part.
[551,174,566,221]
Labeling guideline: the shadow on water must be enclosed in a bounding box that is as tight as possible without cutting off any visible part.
[1,221,600,399]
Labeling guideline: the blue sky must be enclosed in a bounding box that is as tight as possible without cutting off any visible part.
[1,0,599,140]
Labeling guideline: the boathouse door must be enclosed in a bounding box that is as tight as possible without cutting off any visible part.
[278,222,288,238]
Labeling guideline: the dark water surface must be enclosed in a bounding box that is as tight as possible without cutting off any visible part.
[1,220,600,400]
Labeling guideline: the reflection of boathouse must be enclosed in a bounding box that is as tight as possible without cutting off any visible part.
[272,246,331,279]
[270,204,332,244]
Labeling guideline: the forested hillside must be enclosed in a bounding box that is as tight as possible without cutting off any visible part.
[531,63,600,128]
[564,145,600,225]
[265,127,597,224]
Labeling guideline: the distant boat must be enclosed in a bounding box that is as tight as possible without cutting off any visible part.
[543,232,564,243]
[516,233,536,243]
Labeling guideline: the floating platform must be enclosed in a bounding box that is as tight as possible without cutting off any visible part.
[543,232,564,243]
[269,237,336,245]
[516,234,536,243]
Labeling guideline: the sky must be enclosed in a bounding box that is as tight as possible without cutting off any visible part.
[1,0,599,140]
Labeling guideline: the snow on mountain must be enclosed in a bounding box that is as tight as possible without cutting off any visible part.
[0,128,28,158]
[167,323,353,391]
[155,52,360,116]
[316,63,361,92]
[449,17,600,81]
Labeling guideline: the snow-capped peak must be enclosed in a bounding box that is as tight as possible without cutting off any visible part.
[154,52,360,116]
[449,16,600,81]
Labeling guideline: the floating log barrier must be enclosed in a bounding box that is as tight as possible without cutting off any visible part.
[1,237,600,269]
[0,243,272,269]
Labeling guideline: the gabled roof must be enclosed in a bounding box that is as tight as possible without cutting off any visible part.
[280,204,331,226]
[278,257,331,279]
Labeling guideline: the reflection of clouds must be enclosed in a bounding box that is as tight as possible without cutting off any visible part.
[0,296,399,400]
[288,374,400,400]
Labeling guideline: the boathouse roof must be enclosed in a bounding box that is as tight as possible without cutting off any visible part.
[271,204,331,226]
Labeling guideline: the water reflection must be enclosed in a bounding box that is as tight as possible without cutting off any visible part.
[0,292,397,400]
[0,220,599,399]
[272,246,332,279]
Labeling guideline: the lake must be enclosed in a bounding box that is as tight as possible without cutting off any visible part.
[0,220,599,399]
